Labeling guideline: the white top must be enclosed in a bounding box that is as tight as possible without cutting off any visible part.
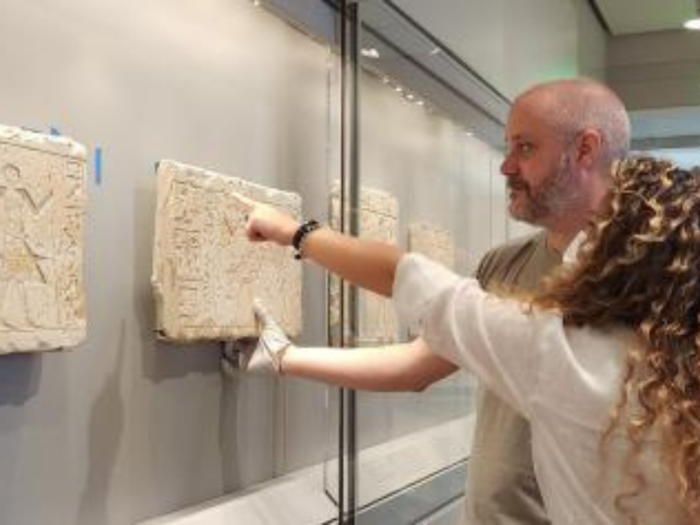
[393,253,682,525]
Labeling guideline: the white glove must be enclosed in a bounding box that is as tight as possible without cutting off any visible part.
[221,300,293,377]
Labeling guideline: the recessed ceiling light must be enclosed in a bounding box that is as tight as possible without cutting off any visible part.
[685,3,700,30]
[684,18,700,30]
[361,48,380,59]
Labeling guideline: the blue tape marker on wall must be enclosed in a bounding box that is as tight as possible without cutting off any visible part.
[49,127,61,136]
[94,147,103,185]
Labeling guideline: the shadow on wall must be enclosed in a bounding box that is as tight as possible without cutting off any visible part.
[76,319,126,525]
[0,354,42,406]
[133,179,221,382]
[0,352,41,406]
[219,373,279,492]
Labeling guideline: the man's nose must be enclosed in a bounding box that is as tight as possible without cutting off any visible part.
[500,154,518,177]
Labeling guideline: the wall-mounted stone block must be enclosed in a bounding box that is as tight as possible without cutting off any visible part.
[153,160,302,342]
[0,125,87,353]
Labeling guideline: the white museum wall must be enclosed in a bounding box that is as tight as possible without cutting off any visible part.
[0,1,339,523]
[394,0,608,99]
[574,0,608,80]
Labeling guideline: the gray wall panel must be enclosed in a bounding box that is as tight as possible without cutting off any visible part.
[0,1,338,522]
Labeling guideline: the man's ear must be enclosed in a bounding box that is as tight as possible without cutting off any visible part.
[575,129,603,169]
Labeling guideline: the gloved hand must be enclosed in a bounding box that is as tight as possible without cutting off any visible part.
[221,300,293,377]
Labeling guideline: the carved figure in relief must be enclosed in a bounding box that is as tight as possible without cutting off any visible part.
[0,126,87,353]
[152,160,302,342]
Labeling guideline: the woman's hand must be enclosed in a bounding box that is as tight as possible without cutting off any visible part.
[230,193,299,246]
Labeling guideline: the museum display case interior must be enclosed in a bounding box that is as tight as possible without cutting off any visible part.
[0,0,696,524]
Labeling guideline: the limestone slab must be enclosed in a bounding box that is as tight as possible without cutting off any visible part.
[152,160,302,342]
[407,222,456,270]
[0,125,87,353]
[330,185,398,344]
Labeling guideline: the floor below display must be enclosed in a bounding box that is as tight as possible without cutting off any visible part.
[140,415,475,525]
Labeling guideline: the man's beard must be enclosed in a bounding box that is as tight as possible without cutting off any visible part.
[508,153,581,226]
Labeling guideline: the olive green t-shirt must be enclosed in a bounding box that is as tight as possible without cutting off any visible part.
[465,231,561,525]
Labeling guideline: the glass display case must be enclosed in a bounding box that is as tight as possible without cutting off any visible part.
[325,2,513,522]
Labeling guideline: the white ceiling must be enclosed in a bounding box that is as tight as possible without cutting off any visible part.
[594,0,695,35]
[387,0,700,142]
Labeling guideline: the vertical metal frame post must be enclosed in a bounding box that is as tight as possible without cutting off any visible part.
[338,0,360,522]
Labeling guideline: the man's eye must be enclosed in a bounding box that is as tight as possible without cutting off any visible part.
[518,143,534,155]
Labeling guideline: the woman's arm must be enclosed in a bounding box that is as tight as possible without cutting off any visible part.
[234,193,401,297]
[284,339,457,392]
[227,301,458,391]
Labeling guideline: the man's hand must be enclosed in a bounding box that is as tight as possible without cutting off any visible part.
[230,193,299,246]
[221,300,293,377]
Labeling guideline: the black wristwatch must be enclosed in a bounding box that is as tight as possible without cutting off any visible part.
[292,219,321,260]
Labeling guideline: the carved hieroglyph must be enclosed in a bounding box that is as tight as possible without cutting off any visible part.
[330,184,398,344]
[407,222,456,270]
[0,125,87,353]
[152,160,302,342]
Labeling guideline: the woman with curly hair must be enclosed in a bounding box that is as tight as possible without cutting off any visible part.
[529,156,700,523]
[233,157,699,524]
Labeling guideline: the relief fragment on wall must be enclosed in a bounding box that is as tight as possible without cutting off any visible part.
[330,184,398,344]
[407,222,456,270]
[152,160,302,342]
[0,125,87,353]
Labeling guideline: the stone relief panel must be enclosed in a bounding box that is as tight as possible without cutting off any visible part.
[407,222,456,270]
[330,184,398,344]
[152,160,302,342]
[0,125,87,353]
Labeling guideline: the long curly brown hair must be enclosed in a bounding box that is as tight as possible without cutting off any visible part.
[536,156,700,521]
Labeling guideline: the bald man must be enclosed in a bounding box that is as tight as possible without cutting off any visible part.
[462,78,630,524]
